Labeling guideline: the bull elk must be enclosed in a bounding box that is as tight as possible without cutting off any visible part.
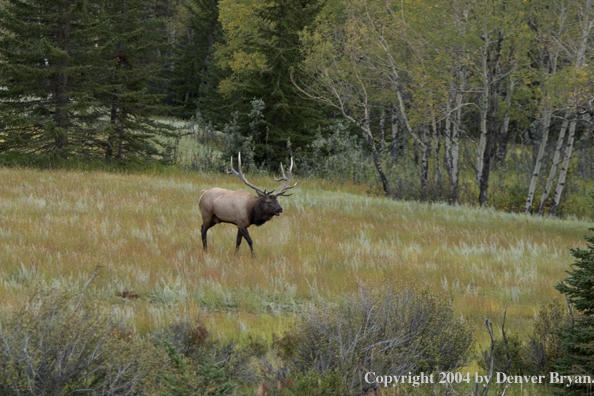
[199,153,295,255]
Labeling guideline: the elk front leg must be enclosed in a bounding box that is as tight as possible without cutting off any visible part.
[235,230,243,251]
[238,226,254,257]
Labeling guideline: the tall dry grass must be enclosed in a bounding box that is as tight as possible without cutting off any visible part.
[0,167,587,342]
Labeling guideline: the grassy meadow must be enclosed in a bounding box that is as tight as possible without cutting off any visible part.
[0,166,587,346]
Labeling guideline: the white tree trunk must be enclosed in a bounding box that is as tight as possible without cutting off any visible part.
[538,117,569,214]
[531,0,564,215]
[445,70,464,203]
[550,119,577,216]
[450,93,461,203]
[476,37,490,181]
[391,104,399,162]
[445,91,453,175]
[421,126,429,192]
[375,31,427,152]
[524,108,551,213]
[431,109,442,188]
[449,0,466,204]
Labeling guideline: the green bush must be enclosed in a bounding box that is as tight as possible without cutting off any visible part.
[154,317,264,393]
[524,300,570,374]
[477,301,570,377]
[158,341,237,396]
[478,332,525,375]
[489,177,531,213]
[294,122,377,185]
[277,286,473,395]
[0,291,166,396]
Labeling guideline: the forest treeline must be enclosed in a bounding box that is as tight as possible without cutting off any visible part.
[0,0,593,217]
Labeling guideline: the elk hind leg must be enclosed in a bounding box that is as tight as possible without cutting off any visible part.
[201,220,214,251]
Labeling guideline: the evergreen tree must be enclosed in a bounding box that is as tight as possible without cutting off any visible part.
[0,0,175,162]
[555,228,594,395]
[216,0,325,167]
[96,0,175,161]
[168,0,222,119]
[252,0,324,166]
[0,0,104,158]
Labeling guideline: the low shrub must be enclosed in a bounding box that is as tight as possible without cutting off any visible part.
[478,300,571,377]
[158,342,237,396]
[154,317,264,393]
[276,286,473,395]
[0,291,166,396]
[524,300,570,374]
[478,332,525,375]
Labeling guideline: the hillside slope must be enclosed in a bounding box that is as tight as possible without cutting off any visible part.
[0,167,587,338]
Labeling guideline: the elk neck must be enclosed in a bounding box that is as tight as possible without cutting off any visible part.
[250,197,275,226]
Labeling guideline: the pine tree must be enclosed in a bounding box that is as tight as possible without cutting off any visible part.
[168,0,222,119]
[0,0,175,162]
[216,0,325,167]
[0,0,104,158]
[251,0,324,166]
[555,228,594,395]
[95,0,175,161]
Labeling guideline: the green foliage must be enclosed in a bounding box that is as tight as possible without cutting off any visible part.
[489,175,532,213]
[0,150,179,172]
[554,228,594,395]
[96,0,177,161]
[154,317,263,394]
[0,0,104,157]
[159,341,238,396]
[169,118,224,172]
[0,290,165,396]
[525,301,570,374]
[220,102,259,170]
[279,286,472,395]
[167,0,223,119]
[0,0,175,161]
[0,0,592,217]
[478,332,525,375]
[296,122,374,184]
[477,302,570,377]
[289,370,343,396]
[587,188,594,217]
[215,0,326,166]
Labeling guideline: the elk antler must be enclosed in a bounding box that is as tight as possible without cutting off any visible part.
[228,153,268,195]
[274,157,296,197]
